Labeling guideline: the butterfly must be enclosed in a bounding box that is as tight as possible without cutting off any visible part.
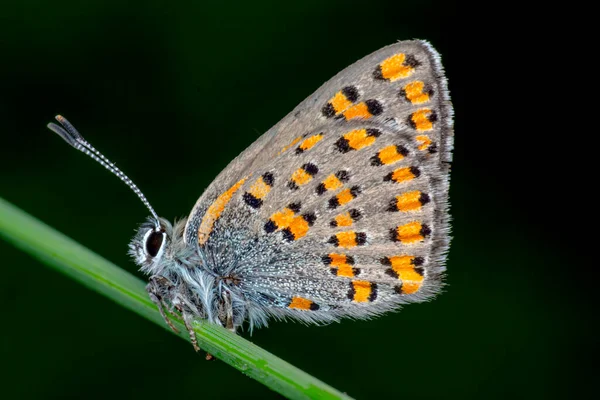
[48,40,453,352]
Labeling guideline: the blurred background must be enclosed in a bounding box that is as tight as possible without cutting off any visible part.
[0,1,591,399]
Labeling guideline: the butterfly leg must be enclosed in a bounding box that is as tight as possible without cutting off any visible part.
[223,291,235,332]
[182,311,201,352]
[147,275,179,334]
[200,290,236,361]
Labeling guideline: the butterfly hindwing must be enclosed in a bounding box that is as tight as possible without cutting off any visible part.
[183,40,453,325]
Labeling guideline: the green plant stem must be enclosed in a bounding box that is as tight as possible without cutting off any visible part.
[0,197,352,400]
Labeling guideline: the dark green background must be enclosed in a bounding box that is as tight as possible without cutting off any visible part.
[0,1,590,399]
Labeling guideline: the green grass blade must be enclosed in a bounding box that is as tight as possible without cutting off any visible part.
[0,197,353,400]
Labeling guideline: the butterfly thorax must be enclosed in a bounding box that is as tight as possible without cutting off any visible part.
[128,217,246,329]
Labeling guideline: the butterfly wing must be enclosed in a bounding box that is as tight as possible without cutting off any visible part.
[184,40,453,327]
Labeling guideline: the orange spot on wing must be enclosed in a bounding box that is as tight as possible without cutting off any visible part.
[388,255,415,269]
[411,109,434,131]
[198,178,247,245]
[389,167,418,183]
[336,264,356,277]
[344,129,377,150]
[289,297,314,310]
[336,231,357,248]
[291,168,313,186]
[395,221,426,243]
[395,191,423,212]
[416,135,432,151]
[248,177,271,199]
[343,102,372,120]
[328,253,348,266]
[323,174,343,191]
[326,253,357,277]
[387,256,424,294]
[403,81,430,104]
[287,216,310,240]
[336,188,355,206]
[351,280,372,302]
[335,212,354,227]
[330,91,353,114]
[380,53,415,81]
[271,207,296,229]
[378,145,406,165]
[299,134,323,151]
[397,269,424,294]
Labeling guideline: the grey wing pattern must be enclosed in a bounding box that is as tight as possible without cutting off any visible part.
[184,40,453,326]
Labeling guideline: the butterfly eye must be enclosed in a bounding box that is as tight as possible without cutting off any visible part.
[145,230,165,257]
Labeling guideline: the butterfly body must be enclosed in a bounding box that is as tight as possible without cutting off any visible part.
[50,40,453,350]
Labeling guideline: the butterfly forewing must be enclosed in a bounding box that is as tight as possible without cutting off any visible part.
[184,40,452,324]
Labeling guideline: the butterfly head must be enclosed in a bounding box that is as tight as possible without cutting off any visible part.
[127,216,193,276]
[128,217,171,273]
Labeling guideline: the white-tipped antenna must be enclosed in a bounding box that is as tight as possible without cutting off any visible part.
[48,115,161,229]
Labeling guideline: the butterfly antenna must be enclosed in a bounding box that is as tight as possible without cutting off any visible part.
[47,115,161,229]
